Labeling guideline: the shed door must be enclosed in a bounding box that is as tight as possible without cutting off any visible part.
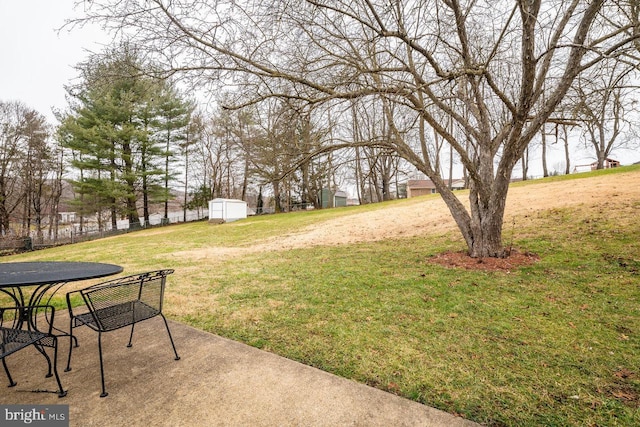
[210,201,226,219]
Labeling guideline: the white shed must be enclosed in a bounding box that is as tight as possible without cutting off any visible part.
[208,198,247,222]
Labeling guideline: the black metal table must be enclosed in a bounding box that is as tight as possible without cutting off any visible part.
[0,262,123,323]
[0,262,123,396]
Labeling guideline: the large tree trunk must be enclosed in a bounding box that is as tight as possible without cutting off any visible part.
[468,182,509,258]
[273,180,282,213]
[437,176,510,258]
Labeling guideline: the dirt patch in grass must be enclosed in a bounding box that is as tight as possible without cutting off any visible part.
[263,170,640,251]
[427,249,540,271]
[603,368,639,408]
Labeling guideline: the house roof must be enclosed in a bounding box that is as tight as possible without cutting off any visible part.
[590,158,619,166]
[407,179,436,189]
[407,179,465,189]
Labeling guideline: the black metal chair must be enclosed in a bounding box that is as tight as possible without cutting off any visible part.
[0,305,67,397]
[65,269,180,397]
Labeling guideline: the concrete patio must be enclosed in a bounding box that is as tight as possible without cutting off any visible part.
[2,317,479,426]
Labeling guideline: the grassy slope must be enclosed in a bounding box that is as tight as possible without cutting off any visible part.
[4,166,639,426]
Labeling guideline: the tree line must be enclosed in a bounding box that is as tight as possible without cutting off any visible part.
[0,46,418,241]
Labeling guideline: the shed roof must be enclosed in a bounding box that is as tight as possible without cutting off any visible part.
[210,198,247,204]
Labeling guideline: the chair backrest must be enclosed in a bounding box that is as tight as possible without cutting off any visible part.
[80,270,174,332]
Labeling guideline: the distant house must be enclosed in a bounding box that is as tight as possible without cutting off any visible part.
[591,158,620,170]
[406,179,465,197]
[58,212,76,223]
[573,158,621,173]
[407,179,437,197]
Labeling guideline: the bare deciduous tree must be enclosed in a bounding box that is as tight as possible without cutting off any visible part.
[0,101,57,239]
[570,61,639,169]
[0,101,25,235]
[20,109,53,242]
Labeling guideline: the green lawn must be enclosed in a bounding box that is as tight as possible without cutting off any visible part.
[4,166,639,426]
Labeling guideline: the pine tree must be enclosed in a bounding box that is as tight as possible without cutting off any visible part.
[59,48,163,228]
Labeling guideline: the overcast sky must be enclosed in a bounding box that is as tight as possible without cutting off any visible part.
[0,0,109,121]
[0,1,636,172]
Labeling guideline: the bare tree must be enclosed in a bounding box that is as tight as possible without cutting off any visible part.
[249,99,307,213]
[0,101,25,235]
[349,97,411,203]
[47,146,66,241]
[201,108,248,200]
[180,111,204,221]
[73,0,640,257]
[0,101,55,239]
[20,109,53,242]
[570,61,638,169]
[561,124,572,175]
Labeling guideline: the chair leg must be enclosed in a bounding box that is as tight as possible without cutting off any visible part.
[161,314,180,361]
[127,323,135,348]
[65,320,74,372]
[51,337,67,398]
[3,344,66,397]
[2,358,17,387]
[32,343,54,378]
[97,332,108,398]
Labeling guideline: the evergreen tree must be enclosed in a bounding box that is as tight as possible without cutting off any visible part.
[59,47,190,228]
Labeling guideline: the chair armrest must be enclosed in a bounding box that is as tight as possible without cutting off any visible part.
[66,290,85,319]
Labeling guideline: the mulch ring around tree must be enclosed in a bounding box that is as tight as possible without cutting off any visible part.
[427,249,540,272]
